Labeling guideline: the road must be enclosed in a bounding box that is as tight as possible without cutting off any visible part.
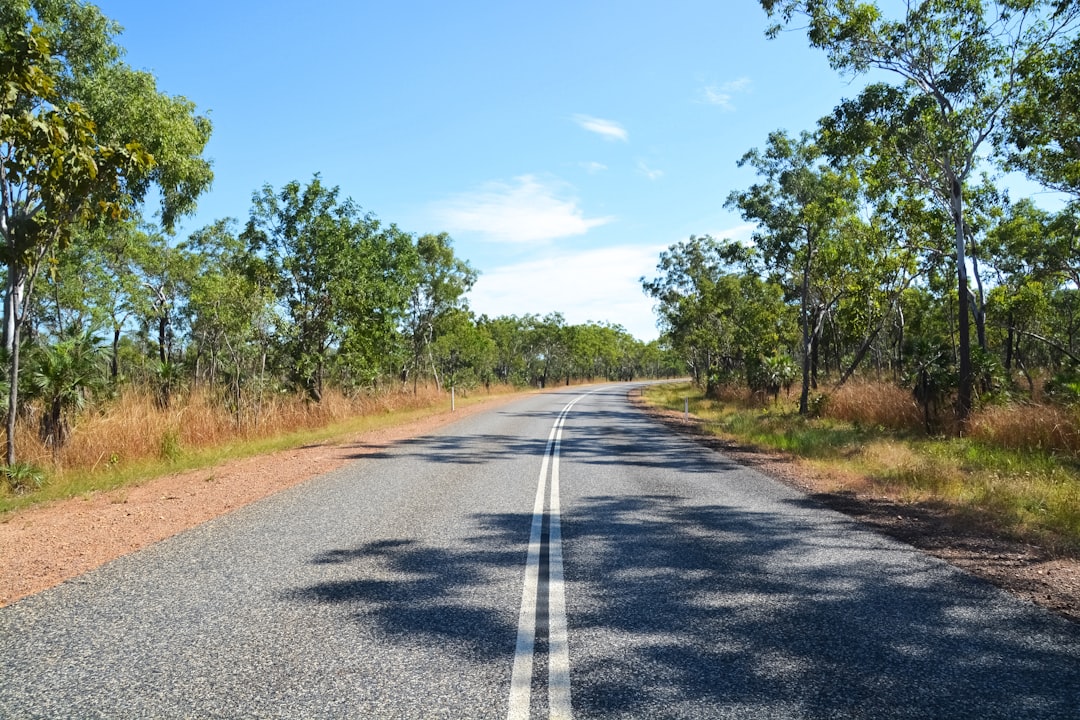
[2,384,1080,719]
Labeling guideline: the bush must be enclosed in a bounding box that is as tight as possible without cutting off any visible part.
[4,463,46,494]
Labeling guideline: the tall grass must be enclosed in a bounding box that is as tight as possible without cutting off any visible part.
[826,380,923,432]
[2,383,516,511]
[968,402,1080,456]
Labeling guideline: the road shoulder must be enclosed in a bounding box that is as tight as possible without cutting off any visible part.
[627,387,1080,624]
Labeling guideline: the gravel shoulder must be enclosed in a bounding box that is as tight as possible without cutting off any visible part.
[3,386,1077,626]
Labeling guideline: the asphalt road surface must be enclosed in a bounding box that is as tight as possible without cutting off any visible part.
[3,384,1080,719]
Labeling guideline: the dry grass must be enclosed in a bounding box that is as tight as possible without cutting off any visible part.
[1,383,518,510]
[825,380,923,432]
[968,403,1080,456]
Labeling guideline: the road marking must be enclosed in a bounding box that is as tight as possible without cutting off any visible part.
[507,393,591,720]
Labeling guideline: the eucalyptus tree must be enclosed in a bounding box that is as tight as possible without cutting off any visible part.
[523,313,568,388]
[759,0,1080,421]
[642,234,793,395]
[1,1,211,463]
[481,314,529,384]
[403,232,477,392]
[642,235,733,393]
[726,130,861,413]
[334,223,417,389]
[429,308,496,391]
[182,219,276,423]
[243,177,363,401]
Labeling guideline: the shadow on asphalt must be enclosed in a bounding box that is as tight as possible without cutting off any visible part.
[288,491,1080,717]
[343,403,743,475]
[287,383,1080,717]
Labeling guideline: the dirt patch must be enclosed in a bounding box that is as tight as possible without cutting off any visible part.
[629,389,1080,624]
[0,395,521,607]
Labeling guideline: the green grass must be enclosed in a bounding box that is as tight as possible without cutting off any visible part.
[643,381,1080,554]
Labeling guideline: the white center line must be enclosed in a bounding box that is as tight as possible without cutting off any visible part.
[507,392,592,720]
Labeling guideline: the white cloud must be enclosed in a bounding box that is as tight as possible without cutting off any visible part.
[637,160,664,181]
[468,244,668,341]
[432,175,614,243]
[573,114,629,142]
[700,77,753,111]
[712,222,757,246]
[580,161,608,174]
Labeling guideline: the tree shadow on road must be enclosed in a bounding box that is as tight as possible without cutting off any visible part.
[289,491,1080,718]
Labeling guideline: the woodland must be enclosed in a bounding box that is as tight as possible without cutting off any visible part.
[5,0,1080,493]
[0,1,674,485]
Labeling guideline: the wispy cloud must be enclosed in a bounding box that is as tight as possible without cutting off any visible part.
[573,114,629,142]
[468,244,668,340]
[700,77,752,111]
[431,175,614,243]
[580,161,608,174]
[637,161,664,181]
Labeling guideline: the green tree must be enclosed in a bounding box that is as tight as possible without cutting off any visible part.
[183,219,276,425]
[760,0,1080,421]
[404,232,477,392]
[726,130,860,413]
[642,234,794,395]
[26,327,105,458]
[1005,31,1080,198]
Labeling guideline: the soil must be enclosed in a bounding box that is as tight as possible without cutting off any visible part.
[2,388,1078,625]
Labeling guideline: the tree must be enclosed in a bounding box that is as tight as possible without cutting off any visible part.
[642,234,794,396]
[403,232,477,392]
[26,326,105,458]
[0,1,211,464]
[183,219,275,425]
[760,0,1080,422]
[242,177,361,401]
[242,177,418,399]
[726,130,860,413]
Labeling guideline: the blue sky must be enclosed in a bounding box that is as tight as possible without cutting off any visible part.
[92,0,857,341]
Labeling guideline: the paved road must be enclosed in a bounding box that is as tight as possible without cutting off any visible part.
[2,384,1080,718]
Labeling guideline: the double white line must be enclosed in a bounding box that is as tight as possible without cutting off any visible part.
[507,393,592,720]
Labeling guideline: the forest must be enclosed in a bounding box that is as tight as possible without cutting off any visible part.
[0,1,674,485]
[644,0,1080,445]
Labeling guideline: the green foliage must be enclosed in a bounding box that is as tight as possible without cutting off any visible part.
[1,0,211,466]
[26,328,106,453]
[1045,367,1080,405]
[746,354,798,403]
[4,461,45,493]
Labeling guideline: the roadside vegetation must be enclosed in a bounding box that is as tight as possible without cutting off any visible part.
[0,2,680,511]
[638,3,1080,555]
[644,381,1080,555]
[0,383,526,515]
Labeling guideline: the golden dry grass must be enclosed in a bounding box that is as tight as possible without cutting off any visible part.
[825,380,923,432]
[968,402,1080,456]
[12,383,505,476]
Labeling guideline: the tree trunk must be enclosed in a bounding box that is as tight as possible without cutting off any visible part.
[6,318,19,467]
[111,324,121,382]
[952,176,973,425]
[798,244,816,415]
